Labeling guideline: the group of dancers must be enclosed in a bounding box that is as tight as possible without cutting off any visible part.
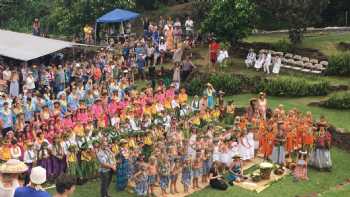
[245,49,282,74]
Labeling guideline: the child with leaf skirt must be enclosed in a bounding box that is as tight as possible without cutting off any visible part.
[67,145,83,184]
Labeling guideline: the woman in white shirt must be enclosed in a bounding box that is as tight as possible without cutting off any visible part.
[159,38,167,64]
[25,72,35,90]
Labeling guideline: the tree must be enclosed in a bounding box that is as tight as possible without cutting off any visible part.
[49,0,136,36]
[201,0,256,45]
[255,0,329,45]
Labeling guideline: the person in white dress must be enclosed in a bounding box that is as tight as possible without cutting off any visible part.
[254,51,265,71]
[212,140,221,162]
[245,49,256,68]
[238,129,253,161]
[246,124,255,159]
[272,54,282,74]
[263,51,272,74]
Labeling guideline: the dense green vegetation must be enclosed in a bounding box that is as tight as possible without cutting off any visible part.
[323,91,350,109]
[187,73,330,97]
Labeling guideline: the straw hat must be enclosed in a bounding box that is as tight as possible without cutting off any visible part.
[30,166,46,185]
[232,154,242,159]
[0,159,28,174]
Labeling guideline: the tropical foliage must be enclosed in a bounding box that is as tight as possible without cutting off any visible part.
[201,0,256,45]
[323,92,350,109]
[326,53,350,76]
[254,0,329,44]
[0,0,136,36]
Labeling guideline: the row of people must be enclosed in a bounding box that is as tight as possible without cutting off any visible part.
[245,49,282,74]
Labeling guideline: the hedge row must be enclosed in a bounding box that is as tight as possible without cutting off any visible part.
[323,92,350,109]
[186,74,330,97]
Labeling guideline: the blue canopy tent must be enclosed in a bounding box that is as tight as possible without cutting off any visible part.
[95,9,140,43]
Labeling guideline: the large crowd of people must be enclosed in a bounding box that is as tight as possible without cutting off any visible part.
[0,16,333,197]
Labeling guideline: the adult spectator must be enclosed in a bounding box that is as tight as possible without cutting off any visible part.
[158,16,166,30]
[173,22,183,47]
[25,71,35,91]
[135,42,146,80]
[142,17,150,38]
[97,138,116,197]
[0,159,28,197]
[181,56,196,81]
[14,166,51,197]
[32,18,41,36]
[1,102,14,137]
[53,174,76,197]
[185,16,194,37]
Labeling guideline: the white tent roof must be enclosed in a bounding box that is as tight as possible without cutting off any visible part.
[0,29,74,61]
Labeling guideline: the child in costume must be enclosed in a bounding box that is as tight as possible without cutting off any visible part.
[67,145,83,183]
[38,141,53,181]
[294,150,309,181]
[181,158,192,193]
[80,142,93,181]
[192,152,202,189]
[147,156,157,196]
[51,136,65,178]
[158,155,170,196]
[170,158,181,194]
[134,163,149,196]
[23,141,37,185]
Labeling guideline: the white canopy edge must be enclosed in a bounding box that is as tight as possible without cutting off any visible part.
[0,29,74,61]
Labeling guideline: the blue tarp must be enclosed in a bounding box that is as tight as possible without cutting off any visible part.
[96,8,139,24]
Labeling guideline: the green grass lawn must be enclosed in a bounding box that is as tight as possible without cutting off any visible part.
[48,148,350,197]
[245,32,350,56]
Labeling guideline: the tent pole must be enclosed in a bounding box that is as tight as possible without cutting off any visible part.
[94,23,97,45]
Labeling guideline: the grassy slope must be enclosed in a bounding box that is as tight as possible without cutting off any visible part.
[245,32,350,56]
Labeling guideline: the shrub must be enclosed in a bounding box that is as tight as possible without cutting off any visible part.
[208,74,244,95]
[256,76,330,97]
[186,78,204,96]
[323,92,350,109]
[325,53,350,76]
[271,39,293,53]
[187,74,330,97]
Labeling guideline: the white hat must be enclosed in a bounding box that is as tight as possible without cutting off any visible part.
[0,159,28,173]
[30,166,46,185]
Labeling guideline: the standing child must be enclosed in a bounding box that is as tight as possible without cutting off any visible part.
[170,158,181,194]
[192,152,202,189]
[181,158,192,193]
[202,148,211,184]
[294,150,308,181]
[67,145,83,183]
[158,155,170,196]
[37,142,53,181]
[23,142,37,185]
[147,156,157,196]
[134,163,149,196]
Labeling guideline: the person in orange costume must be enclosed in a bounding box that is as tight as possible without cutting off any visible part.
[286,126,297,158]
[261,125,274,160]
[303,124,315,153]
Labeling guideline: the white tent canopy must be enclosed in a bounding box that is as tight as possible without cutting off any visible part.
[0,29,74,61]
